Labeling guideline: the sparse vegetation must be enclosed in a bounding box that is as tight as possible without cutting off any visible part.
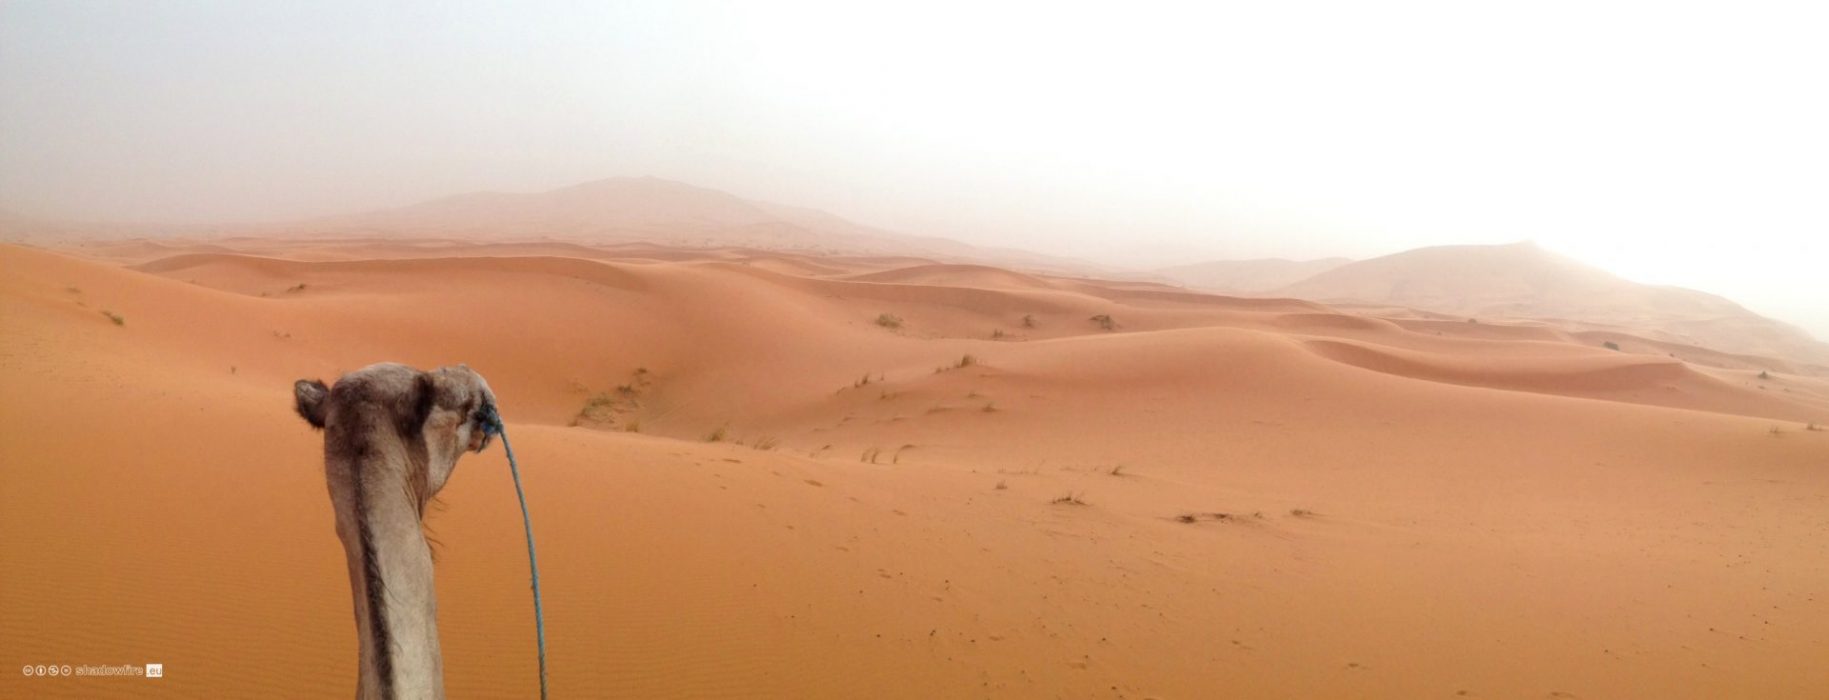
[957,354,977,368]
[994,480,1008,490]
[572,393,616,427]
[1090,314,1116,331]
[1290,508,1317,518]
[1051,492,1087,506]
[1021,314,1036,328]
[572,367,652,429]
[1602,341,1621,351]
[705,426,728,442]
[875,313,903,329]
[286,283,308,293]
[1759,370,1772,380]
[623,418,641,433]
[101,310,124,326]
[752,437,780,451]
[991,329,1006,340]
[1107,464,1127,476]
[1174,512,1241,524]
[1806,423,1822,432]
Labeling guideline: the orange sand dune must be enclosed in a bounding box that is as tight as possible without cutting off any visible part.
[5,240,1829,699]
[844,263,1060,290]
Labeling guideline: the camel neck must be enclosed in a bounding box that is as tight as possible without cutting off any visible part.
[347,474,445,700]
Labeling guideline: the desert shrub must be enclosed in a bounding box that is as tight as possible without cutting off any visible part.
[875,313,903,329]
[1022,314,1037,328]
[101,310,124,326]
[1090,314,1116,331]
[705,426,728,442]
[1051,492,1087,506]
[957,354,977,368]
[1602,341,1621,351]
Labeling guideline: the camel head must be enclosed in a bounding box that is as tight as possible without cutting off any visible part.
[294,363,496,502]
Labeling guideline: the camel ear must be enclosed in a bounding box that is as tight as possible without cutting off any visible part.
[294,379,329,428]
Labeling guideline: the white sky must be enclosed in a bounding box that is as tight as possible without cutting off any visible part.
[2,1,1824,335]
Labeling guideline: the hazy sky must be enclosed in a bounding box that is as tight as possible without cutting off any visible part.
[2,1,1824,334]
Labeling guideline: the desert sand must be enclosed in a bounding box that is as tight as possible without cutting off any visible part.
[4,238,1828,699]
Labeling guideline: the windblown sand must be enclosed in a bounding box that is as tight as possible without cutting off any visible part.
[3,240,1827,698]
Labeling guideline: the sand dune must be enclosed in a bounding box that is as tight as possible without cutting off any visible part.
[5,240,1829,699]
[1277,242,1829,369]
[844,263,1058,290]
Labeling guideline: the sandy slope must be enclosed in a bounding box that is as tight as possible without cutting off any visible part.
[4,240,1828,699]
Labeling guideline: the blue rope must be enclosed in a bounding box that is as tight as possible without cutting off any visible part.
[482,406,548,700]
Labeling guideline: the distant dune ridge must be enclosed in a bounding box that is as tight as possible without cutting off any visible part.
[287,177,1099,275]
[5,177,1821,369]
[1153,257,1353,294]
[1272,241,1829,368]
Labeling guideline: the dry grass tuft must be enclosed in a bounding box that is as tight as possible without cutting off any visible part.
[1051,492,1087,506]
[875,313,903,329]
